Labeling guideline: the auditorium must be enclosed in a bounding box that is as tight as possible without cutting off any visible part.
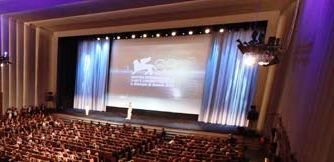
[0,0,333,162]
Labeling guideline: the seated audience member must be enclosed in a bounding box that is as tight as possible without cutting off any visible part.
[6,108,12,119]
[227,133,237,144]
[0,105,246,162]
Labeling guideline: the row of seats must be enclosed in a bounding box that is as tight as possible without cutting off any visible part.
[0,109,246,162]
[0,108,166,162]
[132,134,245,162]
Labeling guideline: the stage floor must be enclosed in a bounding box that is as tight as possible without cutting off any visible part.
[58,108,241,134]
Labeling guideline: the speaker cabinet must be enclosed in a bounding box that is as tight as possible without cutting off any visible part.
[45,91,54,102]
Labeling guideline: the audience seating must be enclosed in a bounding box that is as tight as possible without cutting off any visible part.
[0,106,246,162]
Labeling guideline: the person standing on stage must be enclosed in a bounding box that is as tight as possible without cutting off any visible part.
[126,102,133,120]
[247,105,259,131]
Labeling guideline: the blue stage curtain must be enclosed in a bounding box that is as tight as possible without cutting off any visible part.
[73,39,110,111]
[199,30,258,126]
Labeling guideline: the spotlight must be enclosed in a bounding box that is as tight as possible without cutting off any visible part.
[188,31,193,35]
[97,37,101,41]
[105,36,109,40]
[237,39,248,54]
[131,34,136,39]
[258,61,270,66]
[261,55,280,67]
[237,31,281,67]
[156,33,161,37]
[219,28,224,33]
[171,31,176,36]
[205,28,210,34]
[244,55,257,66]
[0,51,11,66]
[143,34,147,38]
[117,36,121,40]
[165,34,168,36]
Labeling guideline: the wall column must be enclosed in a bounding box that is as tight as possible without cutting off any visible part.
[35,27,53,105]
[16,21,24,108]
[257,2,297,132]
[8,18,17,107]
[23,24,36,106]
[1,16,9,113]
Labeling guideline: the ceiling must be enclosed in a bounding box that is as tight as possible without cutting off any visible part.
[1,0,294,32]
[0,0,86,14]
[2,0,193,21]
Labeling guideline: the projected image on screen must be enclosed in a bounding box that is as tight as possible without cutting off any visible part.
[107,35,212,114]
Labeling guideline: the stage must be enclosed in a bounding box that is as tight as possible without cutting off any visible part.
[57,107,242,134]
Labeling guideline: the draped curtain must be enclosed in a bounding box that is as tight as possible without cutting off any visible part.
[73,39,110,111]
[199,30,258,126]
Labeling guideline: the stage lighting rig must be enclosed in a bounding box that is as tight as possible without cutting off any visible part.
[0,51,11,67]
[237,31,281,67]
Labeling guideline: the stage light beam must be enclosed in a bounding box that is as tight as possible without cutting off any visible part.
[244,55,257,66]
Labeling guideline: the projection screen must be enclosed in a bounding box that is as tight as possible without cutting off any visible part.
[106,35,212,114]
